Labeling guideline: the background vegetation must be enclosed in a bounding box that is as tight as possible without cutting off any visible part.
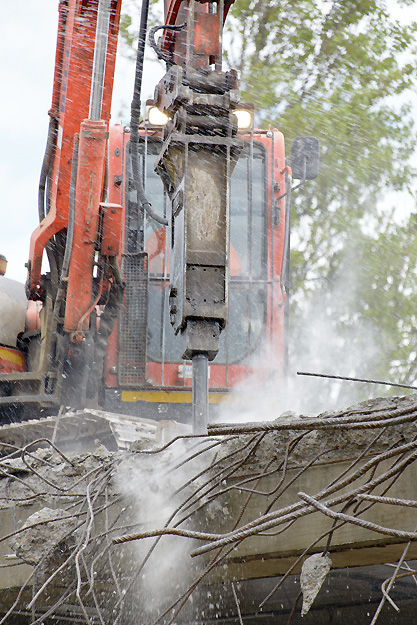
[121,0,417,407]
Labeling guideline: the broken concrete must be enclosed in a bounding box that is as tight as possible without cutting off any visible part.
[300,552,332,616]
[0,394,416,623]
[9,506,78,565]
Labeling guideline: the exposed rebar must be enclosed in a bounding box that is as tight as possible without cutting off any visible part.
[297,370,417,391]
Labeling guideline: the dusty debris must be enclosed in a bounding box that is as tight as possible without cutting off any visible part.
[211,393,417,474]
[1,457,30,474]
[0,409,192,454]
[0,394,417,623]
[9,506,78,565]
[300,552,332,616]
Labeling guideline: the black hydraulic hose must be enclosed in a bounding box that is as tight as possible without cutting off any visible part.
[53,135,79,323]
[130,0,148,138]
[131,146,168,226]
[38,116,60,291]
[130,0,168,228]
[148,22,186,65]
[38,116,58,222]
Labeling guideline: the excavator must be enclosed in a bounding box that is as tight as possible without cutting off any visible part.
[0,0,319,437]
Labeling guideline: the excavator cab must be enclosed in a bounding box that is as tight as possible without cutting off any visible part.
[102,123,290,421]
[0,0,319,430]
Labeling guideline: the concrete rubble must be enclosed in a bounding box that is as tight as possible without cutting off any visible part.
[0,394,416,623]
[9,506,79,566]
[300,552,332,616]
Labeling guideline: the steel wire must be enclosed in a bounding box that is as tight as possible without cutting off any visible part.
[3,405,417,625]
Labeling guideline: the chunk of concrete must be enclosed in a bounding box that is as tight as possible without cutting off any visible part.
[300,552,332,616]
[9,506,78,565]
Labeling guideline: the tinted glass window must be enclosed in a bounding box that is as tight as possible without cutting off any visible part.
[128,138,267,366]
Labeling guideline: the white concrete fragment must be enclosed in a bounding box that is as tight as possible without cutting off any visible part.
[9,506,78,565]
[300,552,332,616]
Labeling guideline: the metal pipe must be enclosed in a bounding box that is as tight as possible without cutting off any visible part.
[129,0,168,227]
[130,0,149,135]
[247,133,254,380]
[297,370,417,391]
[89,0,111,121]
[283,165,292,376]
[53,134,79,325]
[192,353,209,434]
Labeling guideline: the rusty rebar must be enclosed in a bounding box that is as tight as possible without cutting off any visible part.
[297,370,417,391]
[2,404,417,625]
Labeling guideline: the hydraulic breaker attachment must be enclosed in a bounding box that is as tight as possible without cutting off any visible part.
[153,0,243,432]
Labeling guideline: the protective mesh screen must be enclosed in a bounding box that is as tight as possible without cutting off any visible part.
[118,253,149,386]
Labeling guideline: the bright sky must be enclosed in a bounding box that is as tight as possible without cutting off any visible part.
[0,0,163,283]
[1,1,417,283]
[1,0,56,282]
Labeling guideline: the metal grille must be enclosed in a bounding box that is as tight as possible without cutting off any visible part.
[118,253,149,386]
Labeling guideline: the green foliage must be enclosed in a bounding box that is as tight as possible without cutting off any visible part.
[119,0,162,59]
[120,0,417,397]
[119,12,135,50]
[226,0,417,391]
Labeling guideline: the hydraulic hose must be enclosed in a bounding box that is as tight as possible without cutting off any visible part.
[38,115,60,288]
[53,135,79,324]
[129,0,168,228]
[148,22,186,65]
[130,0,149,139]
[38,116,57,222]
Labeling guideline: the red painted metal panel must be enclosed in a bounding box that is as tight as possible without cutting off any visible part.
[101,203,123,256]
[193,12,220,57]
[64,119,108,335]
[28,0,121,298]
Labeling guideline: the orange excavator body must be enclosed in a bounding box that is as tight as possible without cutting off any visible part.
[0,0,318,425]
[99,121,289,420]
[28,0,121,301]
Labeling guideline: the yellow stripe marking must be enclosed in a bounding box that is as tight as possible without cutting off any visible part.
[121,391,235,405]
[0,347,24,367]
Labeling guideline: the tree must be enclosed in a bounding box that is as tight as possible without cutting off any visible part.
[120,0,417,406]
[224,0,417,402]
